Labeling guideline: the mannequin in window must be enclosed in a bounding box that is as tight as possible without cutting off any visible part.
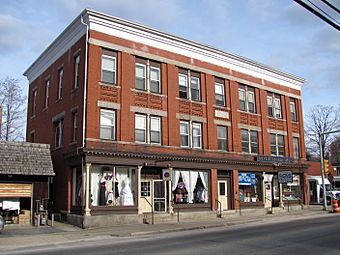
[120,177,134,206]
[193,174,207,203]
[173,174,188,204]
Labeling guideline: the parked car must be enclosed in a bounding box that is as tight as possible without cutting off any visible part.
[0,215,5,232]
[326,190,340,205]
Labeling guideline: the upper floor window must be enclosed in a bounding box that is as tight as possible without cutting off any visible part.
[101,50,117,84]
[215,80,225,106]
[135,58,161,94]
[180,121,202,149]
[293,137,299,159]
[32,90,37,116]
[74,54,80,89]
[72,111,78,142]
[290,99,297,122]
[239,84,255,113]
[135,114,161,144]
[217,126,228,151]
[100,109,115,140]
[270,133,285,156]
[57,68,63,100]
[178,70,201,102]
[54,119,64,148]
[44,79,50,109]
[241,129,258,154]
[267,93,282,119]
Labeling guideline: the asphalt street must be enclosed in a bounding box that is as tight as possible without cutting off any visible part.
[2,214,340,255]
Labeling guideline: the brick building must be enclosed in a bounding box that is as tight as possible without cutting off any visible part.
[24,9,308,228]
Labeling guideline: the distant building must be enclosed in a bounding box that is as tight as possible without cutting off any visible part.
[24,9,308,228]
[0,141,54,225]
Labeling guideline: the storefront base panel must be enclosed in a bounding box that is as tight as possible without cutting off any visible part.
[81,214,140,229]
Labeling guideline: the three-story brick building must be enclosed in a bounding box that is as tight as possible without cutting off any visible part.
[24,9,308,228]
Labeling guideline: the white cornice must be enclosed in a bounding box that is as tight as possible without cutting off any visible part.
[24,9,305,90]
[86,9,305,90]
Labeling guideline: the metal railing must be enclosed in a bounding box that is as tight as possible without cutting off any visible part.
[175,204,180,222]
[141,197,154,225]
[215,200,222,218]
[282,197,290,212]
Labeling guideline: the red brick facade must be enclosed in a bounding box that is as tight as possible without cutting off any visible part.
[25,10,308,227]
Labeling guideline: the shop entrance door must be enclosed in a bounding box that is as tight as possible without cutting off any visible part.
[218,180,228,210]
[153,180,167,212]
[140,180,152,213]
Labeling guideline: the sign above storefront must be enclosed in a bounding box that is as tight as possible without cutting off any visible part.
[278,171,293,184]
[257,155,294,164]
[238,173,256,186]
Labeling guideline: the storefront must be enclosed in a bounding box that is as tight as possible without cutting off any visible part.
[238,172,263,206]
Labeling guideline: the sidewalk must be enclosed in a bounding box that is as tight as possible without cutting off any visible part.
[0,205,335,251]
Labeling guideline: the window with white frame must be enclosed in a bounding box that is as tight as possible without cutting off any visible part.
[150,116,161,144]
[135,58,161,93]
[290,99,297,122]
[101,54,116,84]
[32,90,37,116]
[270,133,285,156]
[135,114,161,144]
[180,121,202,149]
[57,68,63,100]
[178,70,201,101]
[293,137,299,159]
[179,74,188,99]
[239,84,255,113]
[72,111,78,142]
[44,79,50,109]
[215,81,225,106]
[74,54,80,89]
[267,93,282,119]
[217,126,228,151]
[241,129,258,154]
[180,121,189,147]
[100,109,115,140]
[55,119,64,148]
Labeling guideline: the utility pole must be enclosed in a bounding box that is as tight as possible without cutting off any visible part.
[319,129,340,210]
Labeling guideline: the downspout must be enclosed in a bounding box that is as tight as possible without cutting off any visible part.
[80,15,89,221]
[80,14,89,149]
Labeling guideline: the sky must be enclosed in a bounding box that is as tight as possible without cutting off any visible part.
[0,0,339,115]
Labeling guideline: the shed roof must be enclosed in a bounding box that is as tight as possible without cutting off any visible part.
[0,141,55,176]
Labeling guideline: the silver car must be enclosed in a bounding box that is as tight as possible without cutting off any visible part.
[0,215,5,232]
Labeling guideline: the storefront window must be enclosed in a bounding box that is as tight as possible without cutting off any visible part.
[172,170,209,204]
[90,166,136,206]
[72,168,83,206]
[238,172,262,203]
[282,174,301,200]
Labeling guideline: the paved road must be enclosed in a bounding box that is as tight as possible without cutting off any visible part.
[2,214,340,255]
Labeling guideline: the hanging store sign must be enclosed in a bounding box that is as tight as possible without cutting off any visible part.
[238,173,256,186]
[278,171,293,184]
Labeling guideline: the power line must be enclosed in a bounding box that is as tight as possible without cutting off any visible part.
[294,0,340,31]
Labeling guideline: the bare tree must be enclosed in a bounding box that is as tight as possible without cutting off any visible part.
[0,77,26,141]
[305,105,340,159]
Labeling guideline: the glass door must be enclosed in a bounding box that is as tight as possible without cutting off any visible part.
[153,180,167,212]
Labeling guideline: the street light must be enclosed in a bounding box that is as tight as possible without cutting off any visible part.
[319,129,340,210]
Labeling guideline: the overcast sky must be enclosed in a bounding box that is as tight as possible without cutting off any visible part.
[0,0,339,114]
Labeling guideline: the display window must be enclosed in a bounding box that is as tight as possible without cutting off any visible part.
[282,174,302,200]
[238,172,263,203]
[90,166,136,206]
[172,170,209,204]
